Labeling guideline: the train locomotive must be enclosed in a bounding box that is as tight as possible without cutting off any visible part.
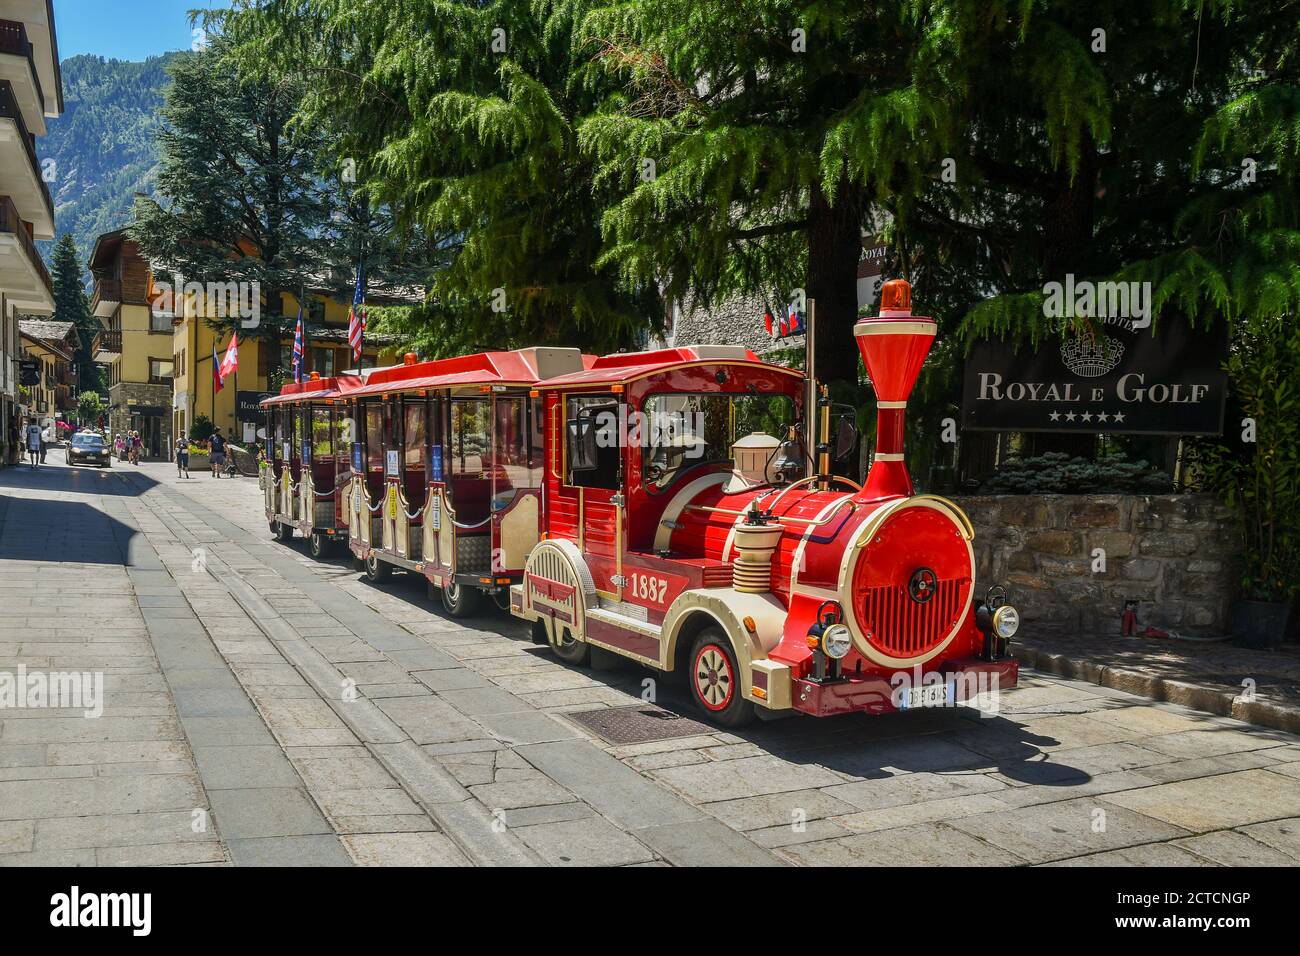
[261,279,1020,728]
[512,279,1019,725]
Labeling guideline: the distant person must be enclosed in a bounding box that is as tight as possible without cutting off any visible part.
[24,418,41,467]
[208,429,227,478]
[175,436,191,478]
[128,431,142,465]
[39,424,49,463]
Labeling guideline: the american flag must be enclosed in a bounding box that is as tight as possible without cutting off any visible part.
[347,266,366,362]
[291,305,304,384]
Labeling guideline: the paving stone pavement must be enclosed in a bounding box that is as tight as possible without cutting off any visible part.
[2,452,1299,866]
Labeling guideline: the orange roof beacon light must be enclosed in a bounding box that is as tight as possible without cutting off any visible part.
[404,352,418,365]
[853,278,937,501]
[309,371,321,381]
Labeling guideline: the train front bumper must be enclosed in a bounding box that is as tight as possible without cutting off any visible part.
[790,656,1018,718]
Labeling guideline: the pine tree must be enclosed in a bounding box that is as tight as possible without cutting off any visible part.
[217,0,663,357]
[50,234,101,393]
[128,36,336,366]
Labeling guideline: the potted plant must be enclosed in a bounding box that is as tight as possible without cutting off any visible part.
[1198,317,1300,647]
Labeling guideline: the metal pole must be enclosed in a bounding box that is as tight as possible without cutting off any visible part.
[805,298,816,484]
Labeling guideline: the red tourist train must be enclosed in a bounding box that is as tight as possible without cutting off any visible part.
[261,280,1020,726]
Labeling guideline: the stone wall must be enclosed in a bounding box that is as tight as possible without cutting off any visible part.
[108,382,173,460]
[953,494,1240,639]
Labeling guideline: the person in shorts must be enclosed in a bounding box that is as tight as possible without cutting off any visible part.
[208,429,227,478]
[175,436,190,478]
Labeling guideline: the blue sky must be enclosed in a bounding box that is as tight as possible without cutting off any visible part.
[54,0,225,62]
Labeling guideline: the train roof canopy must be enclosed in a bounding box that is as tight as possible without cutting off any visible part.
[348,347,592,397]
[261,371,371,406]
[534,345,801,389]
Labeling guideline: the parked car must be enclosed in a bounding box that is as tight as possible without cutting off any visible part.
[66,431,112,468]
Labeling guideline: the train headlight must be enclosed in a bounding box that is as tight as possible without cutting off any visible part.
[992,605,1020,640]
[821,623,852,660]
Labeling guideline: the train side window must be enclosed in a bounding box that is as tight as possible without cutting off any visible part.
[566,394,621,490]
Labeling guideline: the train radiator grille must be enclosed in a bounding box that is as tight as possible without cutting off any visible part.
[857,577,966,659]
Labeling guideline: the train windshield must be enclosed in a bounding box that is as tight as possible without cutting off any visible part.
[641,392,793,493]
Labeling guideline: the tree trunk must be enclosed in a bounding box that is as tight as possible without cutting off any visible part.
[1031,134,1100,459]
[806,176,867,391]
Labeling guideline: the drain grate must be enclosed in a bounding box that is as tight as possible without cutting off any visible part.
[566,703,714,745]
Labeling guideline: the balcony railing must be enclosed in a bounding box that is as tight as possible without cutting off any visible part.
[95,330,122,356]
[91,277,122,317]
[0,80,53,223]
[0,194,53,298]
[0,20,46,114]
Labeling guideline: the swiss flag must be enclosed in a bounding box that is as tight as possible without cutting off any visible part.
[218,332,239,379]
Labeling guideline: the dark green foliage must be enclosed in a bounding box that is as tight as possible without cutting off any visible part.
[188,414,216,441]
[1190,318,1300,602]
[49,234,101,392]
[979,452,1172,494]
[217,0,661,358]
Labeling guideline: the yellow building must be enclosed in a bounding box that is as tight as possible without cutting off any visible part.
[89,229,174,457]
[90,225,412,457]
[170,287,403,448]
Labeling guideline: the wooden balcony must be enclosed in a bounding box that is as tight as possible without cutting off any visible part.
[0,79,53,224]
[92,277,122,318]
[0,193,52,298]
[95,329,122,358]
[0,19,45,116]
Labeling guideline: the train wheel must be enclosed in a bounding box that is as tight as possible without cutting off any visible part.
[273,521,293,542]
[364,553,392,582]
[308,532,330,560]
[689,629,754,728]
[549,622,590,666]
[439,581,482,618]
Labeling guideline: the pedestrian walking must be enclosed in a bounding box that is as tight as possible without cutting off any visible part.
[175,436,190,478]
[129,431,143,465]
[39,423,49,464]
[24,418,41,467]
[208,428,227,478]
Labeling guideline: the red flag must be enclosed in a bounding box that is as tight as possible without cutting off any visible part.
[778,312,789,337]
[219,332,239,379]
[763,311,774,337]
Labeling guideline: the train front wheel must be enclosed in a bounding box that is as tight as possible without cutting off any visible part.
[689,629,755,728]
[548,622,590,666]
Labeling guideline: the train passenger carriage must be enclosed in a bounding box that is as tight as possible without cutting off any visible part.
[342,348,590,616]
[261,371,369,558]
[511,280,1020,726]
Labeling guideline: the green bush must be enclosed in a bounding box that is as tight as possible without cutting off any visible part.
[189,415,216,442]
[1195,318,1300,603]
[979,452,1172,494]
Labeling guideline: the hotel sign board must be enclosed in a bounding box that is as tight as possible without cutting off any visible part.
[961,319,1227,435]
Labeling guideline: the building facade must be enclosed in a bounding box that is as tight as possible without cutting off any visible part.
[170,288,402,449]
[0,0,61,464]
[18,315,75,430]
[89,229,174,458]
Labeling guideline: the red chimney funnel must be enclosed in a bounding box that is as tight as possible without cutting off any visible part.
[854,279,936,500]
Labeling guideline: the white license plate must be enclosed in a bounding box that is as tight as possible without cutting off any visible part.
[902,682,951,710]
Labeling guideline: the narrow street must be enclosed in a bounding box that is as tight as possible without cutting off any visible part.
[2,454,1299,867]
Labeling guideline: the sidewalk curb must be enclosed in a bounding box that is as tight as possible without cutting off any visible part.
[1012,644,1300,735]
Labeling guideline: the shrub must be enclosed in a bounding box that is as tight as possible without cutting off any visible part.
[189,415,216,441]
[1194,318,1300,603]
[979,452,1172,494]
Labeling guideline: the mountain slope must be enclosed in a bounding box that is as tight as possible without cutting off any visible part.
[37,53,176,273]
